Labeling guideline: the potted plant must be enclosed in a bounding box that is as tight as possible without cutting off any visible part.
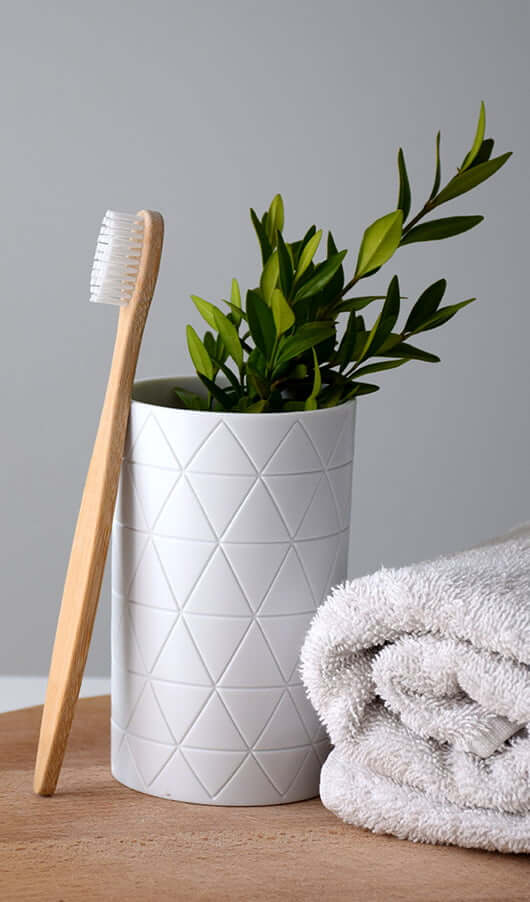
[111,103,510,805]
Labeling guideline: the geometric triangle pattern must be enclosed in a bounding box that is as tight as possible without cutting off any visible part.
[255,692,311,748]
[222,543,289,611]
[184,548,251,615]
[255,747,309,795]
[297,474,340,540]
[263,422,322,474]
[296,535,342,604]
[218,687,283,746]
[181,748,247,797]
[128,540,176,610]
[128,463,179,530]
[259,548,314,615]
[183,614,250,682]
[262,472,321,537]
[112,396,355,804]
[259,613,314,681]
[128,604,177,673]
[187,472,255,537]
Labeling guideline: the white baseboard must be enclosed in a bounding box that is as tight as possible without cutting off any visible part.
[0,676,110,714]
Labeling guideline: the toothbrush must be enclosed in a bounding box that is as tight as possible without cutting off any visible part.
[34,209,164,796]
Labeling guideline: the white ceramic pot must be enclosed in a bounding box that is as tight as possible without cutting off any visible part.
[111,377,355,805]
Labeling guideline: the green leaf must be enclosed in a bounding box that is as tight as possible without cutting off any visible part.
[213,309,243,370]
[305,348,321,410]
[271,288,295,336]
[294,251,347,302]
[276,230,294,299]
[186,325,214,380]
[191,295,221,330]
[336,311,358,371]
[379,341,440,363]
[266,194,284,244]
[432,153,512,207]
[346,382,380,398]
[295,229,322,283]
[198,374,233,410]
[327,231,338,256]
[461,101,486,171]
[412,298,475,333]
[291,225,317,267]
[404,279,446,332]
[318,231,345,303]
[353,358,408,378]
[222,299,248,322]
[230,278,242,326]
[245,400,268,413]
[283,400,307,411]
[275,322,335,367]
[469,138,494,168]
[428,131,442,201]
[250,207,272,264]
[357,275,400,362]
[381,275,400,328]
[174,388,208,411]
[260,250,279,304]
[354,210,403,279]
[214,331,227,364]
[397,148,411,219]
[203,329,216,355]
[246,289,276,357]
[336,296,386,313]
[208,354,243,395]
[246,348,269,399]
[401,215,483,245]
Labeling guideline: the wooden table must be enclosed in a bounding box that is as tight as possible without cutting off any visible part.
[1,697,528,901]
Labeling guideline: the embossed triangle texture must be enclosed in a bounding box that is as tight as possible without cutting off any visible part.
[128,415,177,468]
[259,547,316,615]
[154,536,216,609]
[181,748,247,798]
[184,548,252,615]
[224,415,292,471]
[112,398,355,805]
[264,422,322,475]
[128,540,176,610]
[128,603,177,673]
[115,463,148,531]
[187,472,255,538]
[152,681,212,743]
[263,472,321,538]
[154,409,218,469]
[222,543,289,612]
[129,463,179,530]
[112,526,148,598]
[127,735,175,787]
[188,423,255,475]
[155,477,216,540]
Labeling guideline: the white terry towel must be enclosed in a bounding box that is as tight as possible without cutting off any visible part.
[301,525,530,853]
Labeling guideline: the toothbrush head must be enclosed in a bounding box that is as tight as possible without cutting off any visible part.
[90,210,145,306]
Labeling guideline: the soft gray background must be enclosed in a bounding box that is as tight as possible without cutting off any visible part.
[1,0,528,675]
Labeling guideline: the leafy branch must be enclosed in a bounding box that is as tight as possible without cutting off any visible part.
[177,102,511,413]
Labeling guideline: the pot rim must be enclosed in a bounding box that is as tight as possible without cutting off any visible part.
[132,376,356,419]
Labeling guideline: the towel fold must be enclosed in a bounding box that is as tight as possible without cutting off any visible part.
[301,525,530,853]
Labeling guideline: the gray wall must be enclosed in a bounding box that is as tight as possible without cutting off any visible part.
[1,0,528,675]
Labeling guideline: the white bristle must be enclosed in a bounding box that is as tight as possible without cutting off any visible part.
[90,210,144,306]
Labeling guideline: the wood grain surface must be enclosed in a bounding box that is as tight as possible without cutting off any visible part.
[2,697,528,901]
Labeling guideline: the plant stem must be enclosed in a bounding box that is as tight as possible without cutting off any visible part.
[400,198,436,235]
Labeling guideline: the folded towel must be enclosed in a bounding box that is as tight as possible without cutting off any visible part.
[301,525,530,853]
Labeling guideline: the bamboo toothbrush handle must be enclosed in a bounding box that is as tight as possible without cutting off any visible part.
[34,211,164,796]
